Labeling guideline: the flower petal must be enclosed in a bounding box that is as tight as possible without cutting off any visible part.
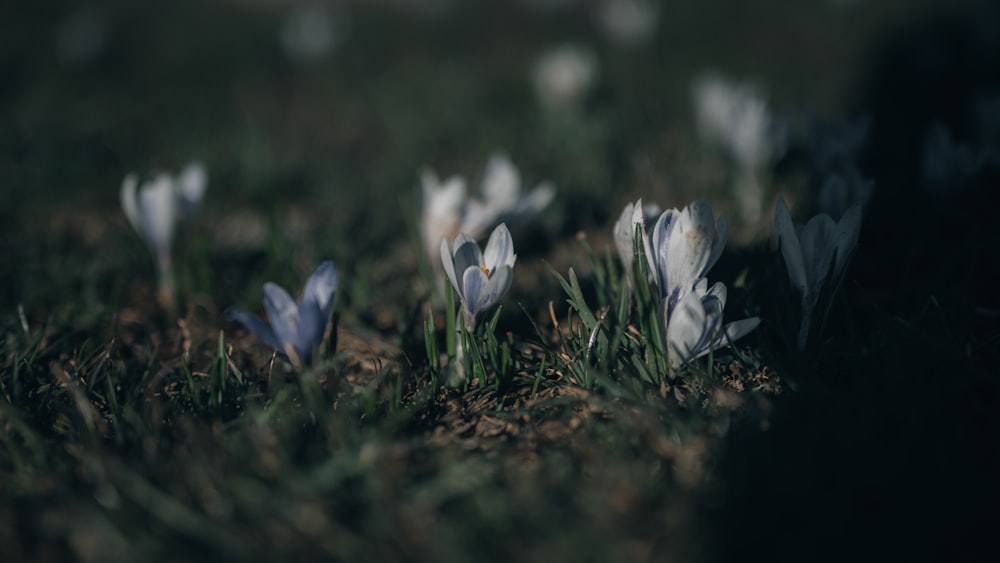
[475,264,513,316]
[440,237,461,295]
[665,200,718,291]
[666,291,708,368]
[832,201,862,278]
[225,308,283,351]
[722,317,760,346]
[138,175,177,261]
[263,282,300,354]
[479,152,520,212]
[613,200,641,272]
[512,181,556,217]
[452,234,484,285]
[177,161,207,208]
[297,260,338,355]
[650,208,678,290]
[120,174,141,233]
[460,265,488,328]
[483,223,516,270]
[799,213,837,295]
[774,197,807,295]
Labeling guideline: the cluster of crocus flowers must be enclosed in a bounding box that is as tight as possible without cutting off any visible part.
[615,199,759,370]
[226,260,339,368]
[420,153,554,272]
[120,161,207,310]
[440,223,516,332]
[774,198,861,350]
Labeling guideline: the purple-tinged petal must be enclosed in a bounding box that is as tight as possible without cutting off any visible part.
[452,234,484,284]
[298,260,338,354]
[263,282,299,353]
[225,308,283,351]
[460,265,488,328]
[650,208,678,290]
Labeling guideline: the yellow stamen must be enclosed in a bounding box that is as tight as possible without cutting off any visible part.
[480,264,491,276]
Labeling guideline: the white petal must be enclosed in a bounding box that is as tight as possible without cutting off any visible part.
[475,265,513,317]
[177,161,207,206]
[138,175,177,260]
[422,172,466,252]
[120,174,141,233]
[613,200,640,272]
[666,291,708,368]
[665,200,717,296]
[774,197,807,295]
[479,152,520,212]
[440,237,460,295]
[483,223,515,270]
[514,181,556,216]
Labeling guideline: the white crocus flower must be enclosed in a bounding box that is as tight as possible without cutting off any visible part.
[647,200,728,315]
[120,161,207,308]
[420,153,554,271]
[420,170,468,268]
[440,223,516,332]
[531,44,598,110]
[691,73,786,224]
[666,278,759,369]
[774,197,862,350]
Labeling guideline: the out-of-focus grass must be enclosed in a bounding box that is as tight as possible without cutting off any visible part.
[3,1,1000,562]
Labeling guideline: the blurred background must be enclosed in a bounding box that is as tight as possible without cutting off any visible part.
[1,0,997,316]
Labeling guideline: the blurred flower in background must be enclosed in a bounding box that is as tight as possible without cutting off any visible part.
[593,0,659,47]
[531,44,599,110]
[280,3,350,64]
[120,161,207,311]
[774,197,861,350]
[922,121,990,195]
[691,72,787,226]
[420,153,554,272]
